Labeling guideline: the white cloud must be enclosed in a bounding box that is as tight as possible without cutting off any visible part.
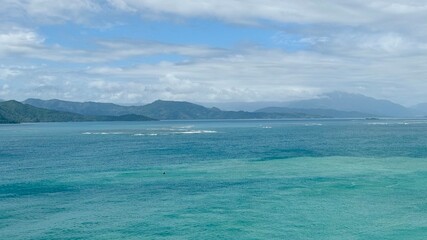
[0,0,101,24]
[3,0,426,29]
[2,1,426,61]
[0,28,43,45]
[306,31,427,57]
[107,0,137,12]
[0,27,226,63]
[96,41,226,59]
[104,0,427,58]
[106,0,427,26]
[0,84,10,98]
[0,27,45,56]
[370,1,427,14]
[5,44,427,105]
[106,0,364,25]
[159,74,201,95]
[0,67,22,80]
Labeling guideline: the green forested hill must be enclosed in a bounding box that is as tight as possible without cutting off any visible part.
[136,100,314,120]
[24,98,133,116]
[0,101,155,123]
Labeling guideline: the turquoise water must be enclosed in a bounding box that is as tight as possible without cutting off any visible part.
[0,119,426,239]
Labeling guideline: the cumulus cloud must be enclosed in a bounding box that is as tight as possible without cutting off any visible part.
[0,27,45,56]
[84,47,427,104]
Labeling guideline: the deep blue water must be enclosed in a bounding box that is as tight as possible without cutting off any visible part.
[0,119,426,239]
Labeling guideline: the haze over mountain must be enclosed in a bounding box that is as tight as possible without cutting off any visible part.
[0,101,155,124]
[410,103,427,117]
[199,102,289,112]
[201,92,422,117]
[281,92,414,117]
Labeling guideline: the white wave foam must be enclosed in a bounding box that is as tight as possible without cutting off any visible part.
[82,131,124,135]
[304,123,322,126]
[367,122,389,125]
[133,133,158,136]
[368,121,427,126]
[83,129,216,136]
[175,125,194,129]
[173,130,217,134]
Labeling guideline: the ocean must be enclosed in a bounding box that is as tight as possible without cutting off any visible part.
[0,119,426,239]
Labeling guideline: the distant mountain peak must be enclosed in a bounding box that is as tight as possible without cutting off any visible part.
[152,99,192,104]
[286,91,413,117]
[410,102,427,116]
[322,91,375,100]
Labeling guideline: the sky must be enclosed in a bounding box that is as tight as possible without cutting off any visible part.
[1,0,427,106]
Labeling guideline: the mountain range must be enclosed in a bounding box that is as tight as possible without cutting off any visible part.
[23,99,316,120]
[2,91,426,124]
[25,91,425,118]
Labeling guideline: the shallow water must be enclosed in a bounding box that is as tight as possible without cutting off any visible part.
[1,119,426,239]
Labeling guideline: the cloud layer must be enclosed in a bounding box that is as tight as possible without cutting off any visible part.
[1,0,427,105]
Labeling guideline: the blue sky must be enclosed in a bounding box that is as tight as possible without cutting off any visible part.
[1,0,427,105]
